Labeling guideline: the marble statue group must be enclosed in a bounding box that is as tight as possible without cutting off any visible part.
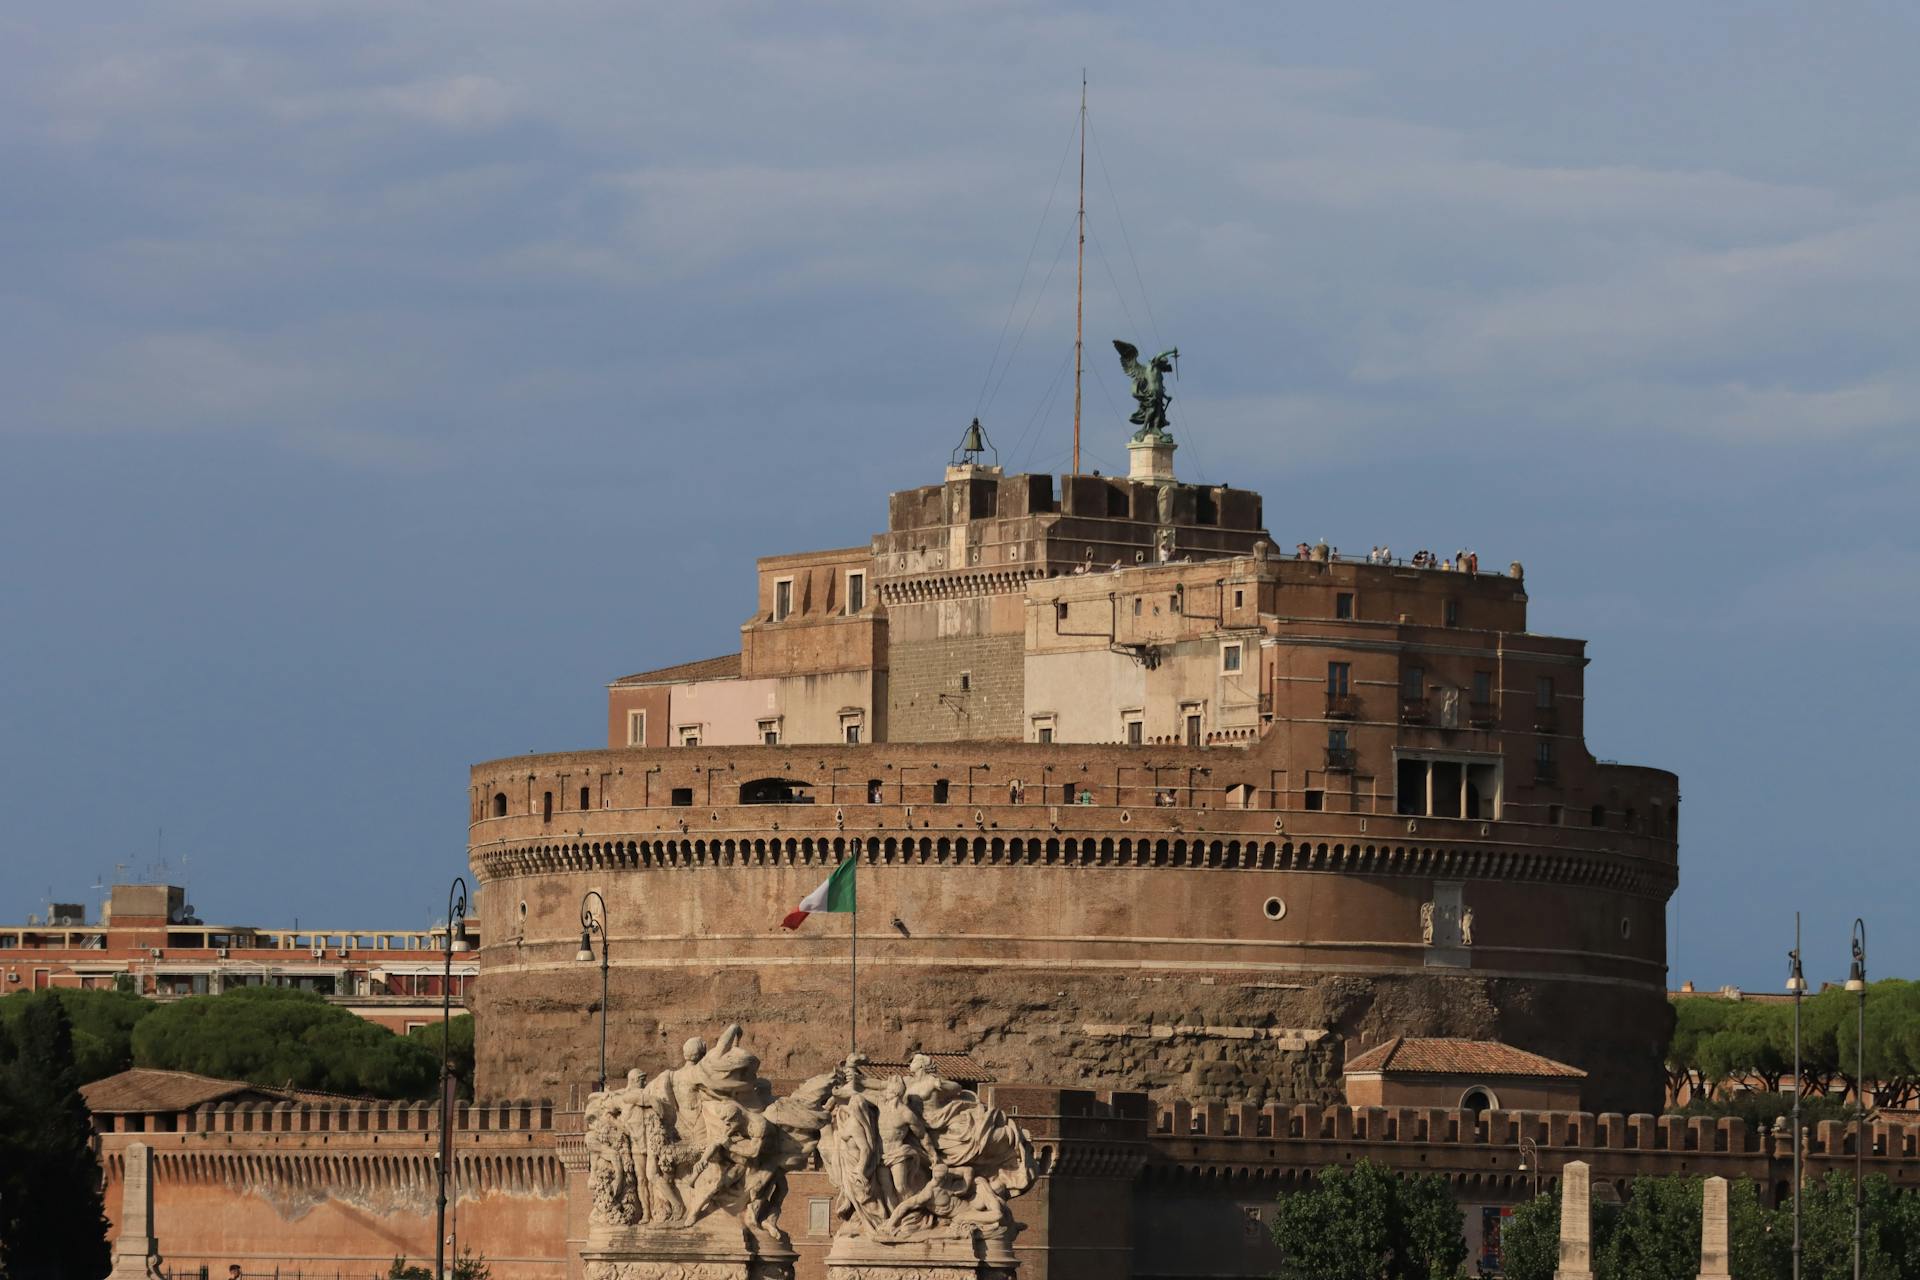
[583,1024,1036,1265]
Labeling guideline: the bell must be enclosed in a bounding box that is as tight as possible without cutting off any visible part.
[960,418,986,455]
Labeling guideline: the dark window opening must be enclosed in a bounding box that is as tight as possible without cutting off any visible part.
[1037,726,1054,744]
[867,779,883,803]
[932,779,951,804]
[1055,602,1069,623]
[845,724,862,744]
[580,786,591,810]
[1060,784,1077,806]
[1335,592,1353,620]
[1461,1088,1495,1116]
[1185,713,1202,746]
[1195,489,1218,525]
[1549,804,1563,826]
[1303,789,1324,812]
[1397,760,1425,816]
[1401,666,1425,699]
[1472,671,1492,703]
[1590,803,1606,828]
[1431,762,1462,818]
[1624,806,1637,830]
[1233,588,1244,609]
[491,792,507,818]
[671,787,694,807]
[1127,720,1143,745]
[1536,676,1555,707]
[1327,727,1350,752]
[740,777,814,805]
[1465,780,1484,821]
[542,791,554,822]
[774,579,793,621]
[959,671,971,692]
[1170,589,1183,614]
[1444,598,1460,627]
[1327,662,1351,695]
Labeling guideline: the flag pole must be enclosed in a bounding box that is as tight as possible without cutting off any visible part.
[849,850,858,1056]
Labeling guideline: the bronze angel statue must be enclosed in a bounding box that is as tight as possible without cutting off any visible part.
[1113,340,1179,440]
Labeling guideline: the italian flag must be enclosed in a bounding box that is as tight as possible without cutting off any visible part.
[781,858,855,929]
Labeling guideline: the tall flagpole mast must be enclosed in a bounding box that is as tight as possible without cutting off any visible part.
[849,852,857,1056]
[1072,71,1086,477]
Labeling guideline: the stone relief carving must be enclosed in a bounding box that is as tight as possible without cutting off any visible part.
[1419,901,1435,945]
[583,1024,836,1247]
[1460,906,1474,948]
[820,1053,1036,1256]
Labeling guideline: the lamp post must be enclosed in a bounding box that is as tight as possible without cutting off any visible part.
[1517,1135,1541,1200]
[577,890,610,1095]
[1845,918,1867,1280]
[435,876,471,1280]
[1787,916,1806,1280]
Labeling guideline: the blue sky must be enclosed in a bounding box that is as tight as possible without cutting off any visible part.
[3,3,1914,988]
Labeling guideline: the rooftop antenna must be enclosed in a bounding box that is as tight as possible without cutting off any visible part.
[1072,70,1086,478]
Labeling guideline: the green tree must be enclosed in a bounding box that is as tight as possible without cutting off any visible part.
[1269,1159,1465,1280]
[0,997,112,1278]
[408,1013,474,1099]
[1596,1175,1702,1280]
[131,987,439,1098]
[1667,998,1735,1100]
[1496,1192,1561,1280]
[0,987,155,1083]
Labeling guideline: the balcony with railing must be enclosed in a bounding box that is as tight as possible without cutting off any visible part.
[1325,691,1359,720]
[1324,746,1356,772]
[1400,696,1429,725]
[1533,705,1558,733]
[1533,759,1559,785]
[1468,700,1495,729]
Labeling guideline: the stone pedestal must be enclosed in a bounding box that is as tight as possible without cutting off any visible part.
[1697,1176,1731,1280]
[1127,434,1176,483]
[1553,1159,1594,1280]
[579,1220,797,1280]
[826,1232,1015,1280]
[108,1142,163,1280]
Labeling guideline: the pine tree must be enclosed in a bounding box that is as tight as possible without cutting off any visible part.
[0,998,111,1279]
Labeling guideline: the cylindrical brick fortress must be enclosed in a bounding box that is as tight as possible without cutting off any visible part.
[468,741,1677,1113]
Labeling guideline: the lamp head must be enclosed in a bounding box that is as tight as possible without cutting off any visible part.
[1786,947,1806,994]
[576,929,595,963]
[1847,922,1866,991]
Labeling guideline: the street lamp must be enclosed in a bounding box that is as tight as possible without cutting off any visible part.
[1787,916,1807,1280]
[1845,918,1867,1280]
[436,876,471,1280]
[577,890,610,1095]
[1517,1135,1541,1200]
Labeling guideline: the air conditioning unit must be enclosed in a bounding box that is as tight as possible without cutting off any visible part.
[216,948,229,959]
[149,948,163,959]
[310,948,324,959]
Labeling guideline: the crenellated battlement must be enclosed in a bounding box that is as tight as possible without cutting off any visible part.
[94,1095,557,1136]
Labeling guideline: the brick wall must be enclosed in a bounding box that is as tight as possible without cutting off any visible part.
[887,633,1025,741]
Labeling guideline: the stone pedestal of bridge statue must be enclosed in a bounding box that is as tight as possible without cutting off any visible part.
[1697,1176,1732,1280]
[580,1219,796,1280]
[1554,1160,1595,1280]
[107,1142,164,1280]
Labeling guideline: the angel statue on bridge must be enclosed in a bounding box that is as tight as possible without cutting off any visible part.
[1114,340,1180,441]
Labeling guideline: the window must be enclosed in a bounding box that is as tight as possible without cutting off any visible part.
[1536,676,1555,708]
[1038,727,1054,744]
[627,710,648,746]
[846,571,866,614]
[1548,804,1563,826]
[1327,662,1351,695]
[1132,597,1142,617]
[758,719,780,746]
[866,779,883,803]
[491,792,507,818]
[1444,598,1459,627]
[670,787,694,807]
[840,710,864,744]
[1185,712,1202,746]
[1055,601,1069,623]
[1327,727,1350,752]
[844,723,862,744]
[1471,671,1491,704]
[1335,592,1354,620]
[774,578,793,622]
[1170,589,1183,614]
[1303,789,1324,812]
[678,726,701,747]
[1401,666,1424,699]
[959,671,971,692]
[1233,588,1244,609]
[1126,717,1143,745]
[579,786,591,810]
[932,779,950,804]
[542,791,553,822]
[1222,643,1242,673]
[1535,740,1556,780]
[1591,803,1606,827]
[1032,716,1055,744]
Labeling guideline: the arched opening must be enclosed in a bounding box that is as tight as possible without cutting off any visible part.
[492,793,507,818]
[1459,1087,1498,1116]
[738,777,814,805]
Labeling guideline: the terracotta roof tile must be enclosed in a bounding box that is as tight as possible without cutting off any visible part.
[1342,1038,1585,1079]
[856,1053,992,1084]
[81,1069,290,1115]
[611,653,741,686]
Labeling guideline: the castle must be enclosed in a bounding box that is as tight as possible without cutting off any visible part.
[470,429,1680,1115]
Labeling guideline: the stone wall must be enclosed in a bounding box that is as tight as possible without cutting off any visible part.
[887,631,1025,740]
